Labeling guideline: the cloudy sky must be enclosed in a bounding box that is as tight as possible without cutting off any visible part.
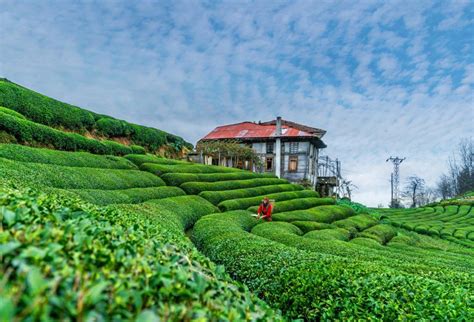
[1,0,473,206]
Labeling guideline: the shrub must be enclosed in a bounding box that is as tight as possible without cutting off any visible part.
[247,197,335,214]
[69,186,186,205]
[102,140,133,155]
[218,190,319,211]
[333,214,378,231]
[0,157,164,190]
[0,112,133,155]
[0,187,279,320]
[125,154,186,166]
[96,117,127,137]
[180,178,288,195]
[161,172,275,186]
[291,221,335,233]
[304,228,351,241]
[359,224,398,245]
[140,162,243,176]
[199,184,304,205]
[0,144,137,169]
[273,205,355,223]
[192,211,472,320]
[130,145,146,154]
[0,106,25,119]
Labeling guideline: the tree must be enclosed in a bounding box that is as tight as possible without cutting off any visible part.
[436,138,473,199]
[403,176,425,208]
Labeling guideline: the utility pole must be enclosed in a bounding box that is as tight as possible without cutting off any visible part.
[386,156,405,208]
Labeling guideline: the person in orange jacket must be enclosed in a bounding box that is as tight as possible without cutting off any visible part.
[257,197,273,221]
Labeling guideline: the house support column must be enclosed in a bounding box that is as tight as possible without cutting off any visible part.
[275,137,281,178]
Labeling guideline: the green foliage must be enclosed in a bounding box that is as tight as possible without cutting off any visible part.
[200,184,304,205]
[130,145,146,154]
[0,106,25,119]
[0,79,191,151]
[69,186,186,205]
[0,187,279,320]
[218,190,319,212]
[161,172,275,186]
[247,197,335,214]
[140,162,243,176]
[291,221,335,234]
[337,197,371,214]
[0,112,141,155]
[125,153,185,166]
[359,224,398,245]
[0,157,164,189]
[333,214,379,231]
[304,228,351,241]
[0,144,137,169]
[192,211,473,320]
[273,205,355,223]
[0,130,17,144]
[180,178,289,195]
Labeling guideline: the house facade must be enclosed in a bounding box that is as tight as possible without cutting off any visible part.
[197,117,327,188]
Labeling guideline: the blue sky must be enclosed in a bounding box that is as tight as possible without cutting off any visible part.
[1,0,473,206]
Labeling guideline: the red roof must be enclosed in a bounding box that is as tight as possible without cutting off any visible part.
[202,120,325,140]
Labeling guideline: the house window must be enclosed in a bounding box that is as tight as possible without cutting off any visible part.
[289,142,299,154]
[266,142,274,154]
[266,157,273,171]
[289,156,298,172]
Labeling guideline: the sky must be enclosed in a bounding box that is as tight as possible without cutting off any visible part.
[1,0,473,206]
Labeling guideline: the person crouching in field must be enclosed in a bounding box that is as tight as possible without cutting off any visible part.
[257,197,273,221]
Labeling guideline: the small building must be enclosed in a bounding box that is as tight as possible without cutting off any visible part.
[197,117,327,188]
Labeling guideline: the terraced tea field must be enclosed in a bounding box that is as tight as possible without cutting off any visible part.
[1,143,473,320]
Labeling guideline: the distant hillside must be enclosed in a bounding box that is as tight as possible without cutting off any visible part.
[0,78,192,155]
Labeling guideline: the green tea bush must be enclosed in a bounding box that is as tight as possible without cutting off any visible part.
[102,140,133,155]
[125,154,182,166]
[0,187,279,320]
[359,224,398,245]
[192,211,472,320]
[0,112,138,155]
[0,157,164,189]
[130,145,146,154]
[291,221,335,233]
[180,178,288,195]
[0,144,137,169]
[0,79,191,151]
[218,190,319,211]
[0,106,25,119]
[161,172,275,186]
[70,186,186,205]
[200,184,304,205]
[247,197,335,214]
[333,214,378,231]
[304,228,351,241]
[273,205,355,223]
[140,162,242,175]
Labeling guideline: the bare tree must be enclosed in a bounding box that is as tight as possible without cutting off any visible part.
[403,176,425,208]
[436,138,473,198]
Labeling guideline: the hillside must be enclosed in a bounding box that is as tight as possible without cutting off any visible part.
[1,143,473,320]
[0,78,192,155]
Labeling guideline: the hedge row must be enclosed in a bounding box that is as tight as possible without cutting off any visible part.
[218,190,319,212]
[0,79,192,151]
[359,224,398,245]
[273,205,355,223]
[140,162,243,176]
[0,144,137,169]
[304,228,352,241]
[192,211,472,320]
[180,178,288,195]
[291,221,335,233]
[333,214,380,231]
[247,197,335,214]
[199,184,304,205]
[1,187,278,320]
[0,106,25,119]
[124,154,185,166]
[70,186,186,205]
[161,172,275,186]
[0,112,144,156]
[0,157,164,190]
